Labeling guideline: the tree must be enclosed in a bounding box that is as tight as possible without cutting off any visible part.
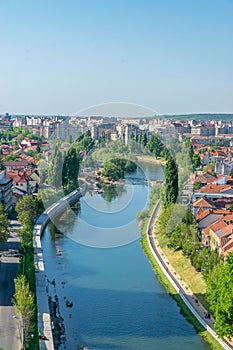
[192,154,201,169]
[62,147,80,194]
[15,195,38,225]
[146,134,164,159]
[140,132,147,147]
[12,275,35,344]
[48,144,63,188]
[164,155,178,208]
[0,204,10,242]
[207,253,233,338]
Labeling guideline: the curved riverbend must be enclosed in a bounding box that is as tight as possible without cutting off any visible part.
[41,162,210,350]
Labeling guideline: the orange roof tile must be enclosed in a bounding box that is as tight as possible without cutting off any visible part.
[200,184,232,193]
[193,196,215,208]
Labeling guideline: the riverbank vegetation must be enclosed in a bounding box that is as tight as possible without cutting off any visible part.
[136,134,233,345]
[138,190,223,349]
[140,233,224,350]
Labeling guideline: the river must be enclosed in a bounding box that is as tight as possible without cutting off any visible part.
[42,161,210,350]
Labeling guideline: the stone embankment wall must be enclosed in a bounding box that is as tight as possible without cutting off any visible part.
[33,188,86,350]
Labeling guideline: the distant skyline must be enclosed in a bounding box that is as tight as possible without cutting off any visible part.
[0,0,233,115]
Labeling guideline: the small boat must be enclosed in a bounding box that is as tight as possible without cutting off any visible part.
[66,300,73,307]
[56,249,62,256]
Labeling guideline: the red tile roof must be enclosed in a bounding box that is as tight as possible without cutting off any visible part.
[200,184,232,193]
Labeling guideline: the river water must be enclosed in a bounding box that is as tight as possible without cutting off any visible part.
[42,161,209,350]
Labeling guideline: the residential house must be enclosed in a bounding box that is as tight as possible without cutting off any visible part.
[0,170,12,210]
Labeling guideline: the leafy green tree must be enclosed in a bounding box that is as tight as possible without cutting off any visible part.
[12,275,35,344]
[207,253,233,338]
[192,153,201,169]
[102,160,124,179]
[146,134,164,159]
[0,204,10,242]
[15,195,38,225]
[140,132,147,147]
[62,147,80,194]
[204,163,216,176]
[193,181,201,190]
[48,144,63,188]
[156,204,174,236]
[164,155,178,208]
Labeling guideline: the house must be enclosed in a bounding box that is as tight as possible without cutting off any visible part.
[7,170,37,195]
[193,184,233,201]
[201,214,233,255]
[3,160,30,172]
[209,217,233,255]
[215,158,233,175]
[192,196,215,216]
[12,186,27,205]
[0,170,13,210]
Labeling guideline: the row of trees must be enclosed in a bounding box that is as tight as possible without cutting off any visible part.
[46,130,94,194]
[12,195,43,349]
[0,126,44,143]
[155,135,233,339]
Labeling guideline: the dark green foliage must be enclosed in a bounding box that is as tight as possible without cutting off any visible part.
[192,154,201,169]
[48,144,63,188]
[75,130,94,152]
[164,155,178,208]
[62,147,81,194]
[102,159,137,180]
[207,253,233,338]
[193,182,201,190]
[14,195,41,350]
[140,132,147,147]
[0,127,44,143]
[146,134,164,159]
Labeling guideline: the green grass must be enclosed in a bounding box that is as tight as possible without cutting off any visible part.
[156,232,210,310]
[140,234,224,350]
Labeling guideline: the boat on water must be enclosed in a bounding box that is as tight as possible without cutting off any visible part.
[66,300,73,307]
[56,249,62,256]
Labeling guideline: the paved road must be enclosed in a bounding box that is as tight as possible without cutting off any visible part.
[0,219,21,350]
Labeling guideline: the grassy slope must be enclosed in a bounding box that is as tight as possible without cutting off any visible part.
[156,232,209,310]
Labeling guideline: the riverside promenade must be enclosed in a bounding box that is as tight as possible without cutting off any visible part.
[147,201,233,350]
[33,188,86,350]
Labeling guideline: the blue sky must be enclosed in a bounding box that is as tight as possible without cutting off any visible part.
[0,0,233,115]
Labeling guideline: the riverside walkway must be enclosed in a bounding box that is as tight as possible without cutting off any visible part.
[147,201,233,350]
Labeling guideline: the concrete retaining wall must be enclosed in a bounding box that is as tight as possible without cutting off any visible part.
[33,188,85,350]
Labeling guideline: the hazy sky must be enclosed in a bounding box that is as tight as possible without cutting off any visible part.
[0,0,233,115]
